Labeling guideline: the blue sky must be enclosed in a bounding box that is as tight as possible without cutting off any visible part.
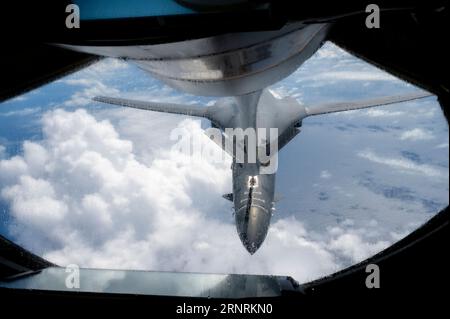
[0,42,448,282]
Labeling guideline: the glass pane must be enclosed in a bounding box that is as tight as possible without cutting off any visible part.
[0,42,448,284]
[74,0,194,20]
[0,267,284,298]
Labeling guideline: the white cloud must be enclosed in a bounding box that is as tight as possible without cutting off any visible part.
[0,107,41,117]
[435,142,449,149]
[2,176,68,229]
[0,108,398,283]
[357,149,443,178]
[60,58,129,83]
[87,58,129,74]
[320,170,332,179]
[10,95,28,102]
[314,45,345,59]
[0,155,28,185]
[400,128,434,141]
[0,144,5,159]
[329,233,389,261]
[57,59,132,107]
[62,79,120,107]
[365,109,404,117]
[313,71,396,82]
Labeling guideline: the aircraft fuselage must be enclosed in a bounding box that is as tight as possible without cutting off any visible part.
[215,91,281,254]
[232,162,275,254]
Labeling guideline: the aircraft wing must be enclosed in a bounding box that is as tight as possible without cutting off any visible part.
[304,91,433,117]
[93,96,208,118]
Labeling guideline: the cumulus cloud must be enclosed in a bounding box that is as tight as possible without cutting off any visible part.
[88,58,129,74]
[55,59,131,108]
[329,233,389,262]
[400,128,434,141]
[0,144,5,159]
[63,58,129,82]
[62,78,120,107]
[314,44,346,59]
[0,108,396,282]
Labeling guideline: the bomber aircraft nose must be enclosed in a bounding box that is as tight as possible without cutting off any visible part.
[243,236,263,255]
[236,205,271,255]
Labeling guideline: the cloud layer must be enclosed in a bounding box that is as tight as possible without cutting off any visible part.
[0,108,398,282]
